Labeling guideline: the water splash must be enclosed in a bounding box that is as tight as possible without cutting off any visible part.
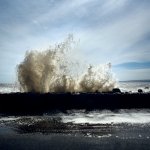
[17,35,117,93]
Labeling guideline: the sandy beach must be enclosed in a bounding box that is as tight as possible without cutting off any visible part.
[0,116,150,150]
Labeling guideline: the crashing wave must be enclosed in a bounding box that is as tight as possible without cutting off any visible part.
[17,35,117,93]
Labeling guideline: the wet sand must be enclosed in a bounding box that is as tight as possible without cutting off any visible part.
[0,117,150,150]
[1,132,150,150]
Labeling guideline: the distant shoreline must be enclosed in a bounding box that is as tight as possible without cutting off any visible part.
[119,80,150,82]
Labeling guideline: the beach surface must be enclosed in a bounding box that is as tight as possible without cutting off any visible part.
[0,115,150,150]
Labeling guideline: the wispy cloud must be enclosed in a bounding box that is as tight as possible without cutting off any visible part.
[0,0,150,82]
[77,3,150,64]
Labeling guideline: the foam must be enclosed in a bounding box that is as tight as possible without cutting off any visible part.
[17,35,117,93]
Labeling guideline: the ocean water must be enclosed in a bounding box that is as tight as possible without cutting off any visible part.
[61,109,150,124]
[118,81,150,93]
[0,81,150,93]
[0,83,19,93]
[0,109,150,127]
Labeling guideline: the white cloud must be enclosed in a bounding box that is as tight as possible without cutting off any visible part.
[101,0,128,14]
[0,0,150,82]
[76,3,150,65]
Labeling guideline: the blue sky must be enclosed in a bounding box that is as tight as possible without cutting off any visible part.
[0,0,150,83]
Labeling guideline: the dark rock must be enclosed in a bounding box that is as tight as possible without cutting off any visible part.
[112,88,121,93]
[138,89,143,93]
[145,87,149,89]
[125,92,129,94]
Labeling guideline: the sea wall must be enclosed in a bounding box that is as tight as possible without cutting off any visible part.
[0,93,150,115]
